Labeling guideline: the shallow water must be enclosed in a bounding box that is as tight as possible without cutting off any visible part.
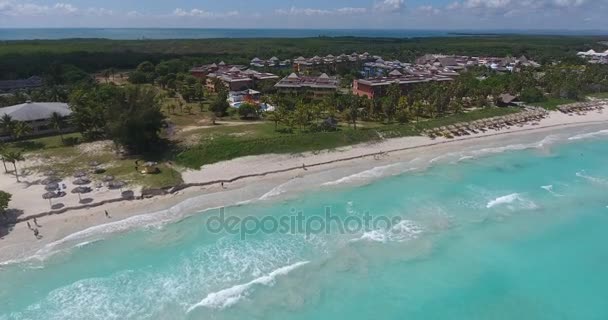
[1,125,608,319]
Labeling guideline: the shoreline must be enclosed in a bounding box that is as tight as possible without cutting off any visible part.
[1,109,608,264]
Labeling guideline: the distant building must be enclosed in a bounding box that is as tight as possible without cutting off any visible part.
[416,54,540,72]
[0,76,44,93]
[0,101,72,138]
[190,63,279,92]
[274,73,339,98]
[577,49,608,64]
[250,57,291,68]
[292,52,373,73]
[353,70,455,99]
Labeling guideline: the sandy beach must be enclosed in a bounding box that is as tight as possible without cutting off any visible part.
[1,106,608,264]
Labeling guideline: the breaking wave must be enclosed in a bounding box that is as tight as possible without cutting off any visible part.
[187,261,309,312]
[576,171,608,185]
[351,220,424,243]
[486,193,537,210]
[541,185,563,197]
[568,129,608,141]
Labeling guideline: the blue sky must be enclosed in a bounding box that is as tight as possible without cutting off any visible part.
[0,0,606,29]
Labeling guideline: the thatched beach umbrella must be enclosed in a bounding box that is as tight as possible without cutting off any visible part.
[73,171,87,178]
[71,186,91,201]
[73,177,91,185]
[43,170,58,177]
[41,176,61,185]
[108,180,126,191]
[45,182,59,191]
[42,191,57,207]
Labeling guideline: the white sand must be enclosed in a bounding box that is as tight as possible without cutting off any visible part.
[1,107,608,264]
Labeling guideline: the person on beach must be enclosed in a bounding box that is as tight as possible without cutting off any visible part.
[105,210,111,218]
[302,163,307,171]
[221,182,225,189]
[33,228,40,239]
[34,218,40,228]
[27,221,32,230]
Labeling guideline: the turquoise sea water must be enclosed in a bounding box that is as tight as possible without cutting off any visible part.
[1,126,608,319]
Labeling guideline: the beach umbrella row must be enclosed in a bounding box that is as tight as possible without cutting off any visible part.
[423,108,549,139]
[557,101,605,114]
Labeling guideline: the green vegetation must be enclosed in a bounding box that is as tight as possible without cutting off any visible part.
[1,36,605,79]
[1,36,606,191]
[529,98,578,110]
[0,191,11,216]
[588,92,608,99]
[176,107,517,169]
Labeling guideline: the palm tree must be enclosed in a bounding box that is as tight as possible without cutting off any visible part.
[49,112,65,142]
[12,121,31,140]
[4,151,24,182]
[0,142,8,173]
[0,114,15,139]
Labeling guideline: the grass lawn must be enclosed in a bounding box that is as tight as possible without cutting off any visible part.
[588,92,608,99]
[8,107,520,186]
[530,98,577,110]
[9,134,182,189]
[175,107,519,169]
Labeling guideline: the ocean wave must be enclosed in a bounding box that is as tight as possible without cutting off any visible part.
[323,159,420,187]
[1,195,233,267]
[259,179,297,200]
[432,135,562,166]
[576,171,608,185]
[187,261,309,312]
[486,193,537,209]
[541,185,563,197]
[568,129,608,141]
[351,220,423,243]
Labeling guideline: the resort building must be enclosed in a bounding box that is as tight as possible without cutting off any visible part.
[0,76,44,93]
[576,49,608,64]
[353,70,455,99]
[0,101,72,138]
[274,73,339,98]
[415,54,540,72]
[292,52,374,73]
[250,57,291,68]
[190,63,279,92]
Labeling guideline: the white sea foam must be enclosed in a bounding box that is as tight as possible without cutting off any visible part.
[486,193,521,208]
[352,220,423,243]
[259,179,296,200]
[187,261,309,312]
[2,192,235,266]
[323,163,400,186]
[568,129,608,141]
[323,160,420,187]
[485,193,538,209]
[576,171,608,185]
[541,185,563,197]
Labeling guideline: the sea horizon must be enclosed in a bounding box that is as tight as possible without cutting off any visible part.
[0,27,606,40]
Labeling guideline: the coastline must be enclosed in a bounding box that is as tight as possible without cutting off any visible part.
[1,109,608,264]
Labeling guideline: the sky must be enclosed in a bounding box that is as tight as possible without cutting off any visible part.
[0,0,607,30]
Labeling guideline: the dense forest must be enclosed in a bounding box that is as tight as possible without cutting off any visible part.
[1,36,606,80]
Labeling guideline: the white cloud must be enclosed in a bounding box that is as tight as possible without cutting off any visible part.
[173,8,239,18]
[336,7,368,15]
[0,1,117,17]
[416,5,441,15]
[275,6,367,16]
[373,0,405,13]
[446,0,596,15]
[86,7,113,16]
